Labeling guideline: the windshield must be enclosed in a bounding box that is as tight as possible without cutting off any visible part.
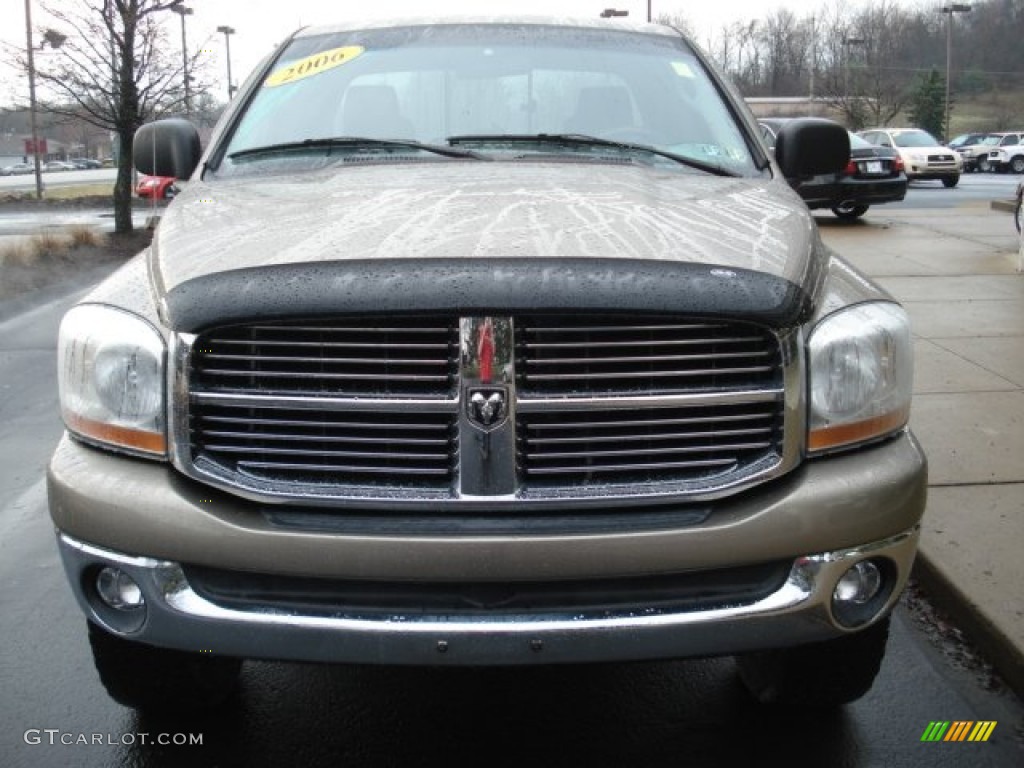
[218,23,757,176]
[891,130,940,148]
[849,133,874,149]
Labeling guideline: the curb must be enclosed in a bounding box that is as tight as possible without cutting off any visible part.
[912,551,1024,698]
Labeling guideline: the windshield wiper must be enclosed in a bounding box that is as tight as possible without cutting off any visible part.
[447,133,738,177]
[229,137,490,161]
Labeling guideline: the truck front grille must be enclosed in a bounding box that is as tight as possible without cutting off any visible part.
[191,405,457,489]
[179,314,794,506]
[194,317,458,398]
[518,403,781,486]
[517,316,778,396]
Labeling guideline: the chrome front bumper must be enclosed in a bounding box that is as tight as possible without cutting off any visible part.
[57,528,920,666]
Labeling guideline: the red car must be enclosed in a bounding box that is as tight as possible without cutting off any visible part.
[136,175,178,199]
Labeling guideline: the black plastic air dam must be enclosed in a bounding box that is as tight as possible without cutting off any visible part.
[161,257,814,333]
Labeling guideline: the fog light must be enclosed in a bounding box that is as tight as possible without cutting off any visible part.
[834,560,882,605]
[96,567,145,610]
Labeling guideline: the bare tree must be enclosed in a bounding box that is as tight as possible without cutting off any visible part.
[812,3,913,128]
[28,0,207,233]
[654,11,695,38]
[759,9,806,96]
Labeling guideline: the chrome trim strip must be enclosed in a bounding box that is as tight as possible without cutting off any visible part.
[190,391,459,412]
[516,389,783,412]
[458,316,517,496]
[167,331,195,475]
[779,327,807,469]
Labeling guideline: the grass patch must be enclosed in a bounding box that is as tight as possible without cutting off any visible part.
[66,224,107,248]
[44,183,114,200]
[0,225,146,303]
[0,226,105,270]
[0,241,33,268]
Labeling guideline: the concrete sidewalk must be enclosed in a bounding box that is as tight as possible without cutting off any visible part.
[818,202,1024,695]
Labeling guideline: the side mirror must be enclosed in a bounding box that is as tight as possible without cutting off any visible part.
[774,118,849,178]
[134,118,201,179]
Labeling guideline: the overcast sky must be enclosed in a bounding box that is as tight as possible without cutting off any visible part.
[3,0,907,106]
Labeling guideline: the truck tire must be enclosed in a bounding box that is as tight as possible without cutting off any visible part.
[735,615,890,707]
[942,175,959,188]
[87,621,241,711]
[1011,156,1024,174]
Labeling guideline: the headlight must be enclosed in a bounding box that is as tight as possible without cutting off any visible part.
[807,302,913,453]
[58,305,166,457]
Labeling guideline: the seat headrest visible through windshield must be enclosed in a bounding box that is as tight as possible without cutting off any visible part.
[340,84,413,139]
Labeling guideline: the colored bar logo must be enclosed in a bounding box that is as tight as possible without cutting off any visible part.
[921,721,997,742]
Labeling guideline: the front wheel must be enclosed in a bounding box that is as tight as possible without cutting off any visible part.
[736,615,891,707]
[978,157,992,173]
[1010,156,1024,174]
[832,203,869,220]
[1015,200,1021,234]
[87,621,242,711]
[942,175,959,188]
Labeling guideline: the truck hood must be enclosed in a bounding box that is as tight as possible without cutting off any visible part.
[151,161,821,298]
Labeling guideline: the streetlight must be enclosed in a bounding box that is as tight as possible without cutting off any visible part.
[939,4,971,143]
[217,25,236,99]
[24,0,43,199]
[171,2,193,117]
[23,1,66,200]
[843,37,866,100]
[600,9,628,18]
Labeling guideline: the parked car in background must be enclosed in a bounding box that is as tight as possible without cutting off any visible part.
[43,160,76,172]
[858,128,961,186]
[979,132,1024,174]
[136,174,178,199]
[761,119,907,219]
[948,131,993,172]
[0,162,34,176]
[70,158,103,170]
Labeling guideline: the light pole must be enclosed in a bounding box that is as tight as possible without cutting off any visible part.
[24,0,43,199]
[171,3,193,117]
[648,1,652,23]
[939,4,971,143]
[217,25,236,99]
[843,37,866,100]
[842,37,866,127]
[808,14,816,104]
[23,2,66,200]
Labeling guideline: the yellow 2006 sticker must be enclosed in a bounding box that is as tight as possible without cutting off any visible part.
[265,45,365,87]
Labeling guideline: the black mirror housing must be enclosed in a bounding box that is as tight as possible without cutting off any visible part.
[134,118,201,179]
[774,119,849,178]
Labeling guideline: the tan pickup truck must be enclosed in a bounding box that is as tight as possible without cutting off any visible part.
[49,16,926,712]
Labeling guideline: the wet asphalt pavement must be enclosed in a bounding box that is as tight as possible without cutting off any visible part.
[2,221,1023,768]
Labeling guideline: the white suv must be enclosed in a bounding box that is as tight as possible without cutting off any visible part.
[977,132,1024,174]
[858,128,962,187]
